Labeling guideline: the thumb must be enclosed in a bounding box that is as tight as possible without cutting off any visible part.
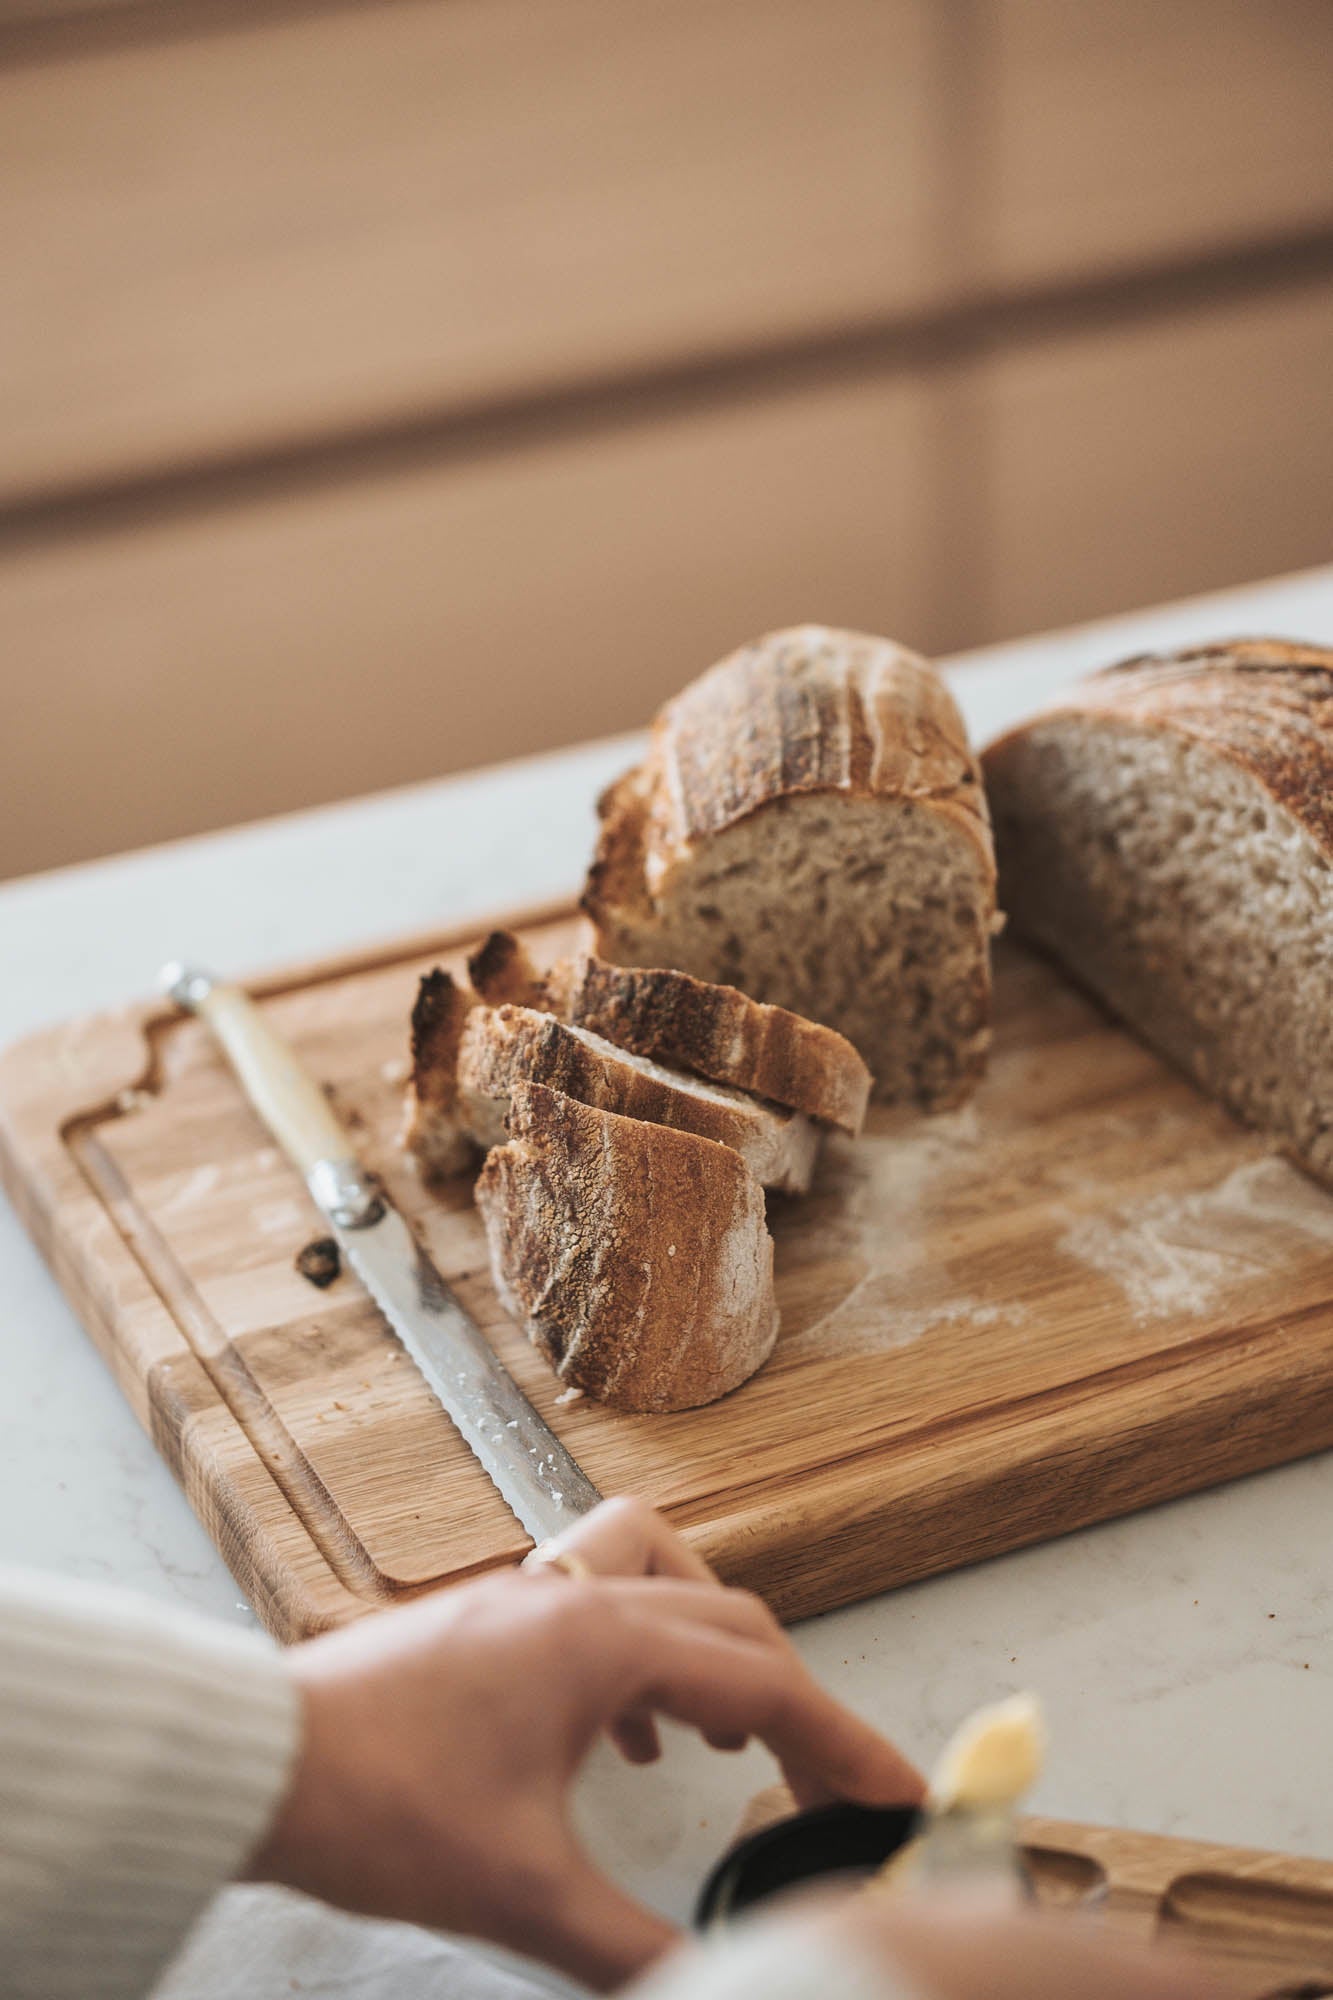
[515,1843,681,1994]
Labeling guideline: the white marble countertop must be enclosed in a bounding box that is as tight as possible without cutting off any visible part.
[4,567,1333,1998]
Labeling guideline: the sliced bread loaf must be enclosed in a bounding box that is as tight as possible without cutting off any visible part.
[476,1081,778,1411]
[456,1002,820,1193]
[545,949,871,1134]
[582,624,998,1106]
[403,969,477,1179]
[983,637,1333,1185]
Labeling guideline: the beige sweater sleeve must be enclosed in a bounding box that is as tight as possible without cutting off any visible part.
[0,1566,300,2000]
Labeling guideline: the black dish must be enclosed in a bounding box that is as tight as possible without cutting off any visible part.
[695,1802,921,1927]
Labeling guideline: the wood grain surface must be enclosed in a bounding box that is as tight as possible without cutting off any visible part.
[0,0,936,505]
[4,911,1333,1642]
[6,0,1330,506]
[981,0,1333,289]
[0,368,936,878]
[975,278,1333,640]
[737,1784,1333,1994]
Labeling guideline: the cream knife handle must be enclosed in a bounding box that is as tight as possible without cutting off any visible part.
[160,964,383,1227]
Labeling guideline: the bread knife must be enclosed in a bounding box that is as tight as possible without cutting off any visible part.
[159,963,602,1543]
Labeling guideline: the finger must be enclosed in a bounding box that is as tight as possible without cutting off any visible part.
[555,1495,717,1583]
[610,1710,663,1764]
[601,1582,783,1755]
[616,1619,924,1808]
[504,1843,680,1994]
[604,1577,786,1649]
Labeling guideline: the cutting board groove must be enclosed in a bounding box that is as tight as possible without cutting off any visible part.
[738,1787,1333,1993]
[4,907,1333,1640]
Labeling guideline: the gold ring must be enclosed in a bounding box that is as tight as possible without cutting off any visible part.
[523,1541,595,1582]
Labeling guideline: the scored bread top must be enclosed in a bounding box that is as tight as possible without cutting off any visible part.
[475,1080,778,1412]
[988,637,1333,854]
[659,625,983,836]
[548,949,871,1134]
[584,624,994,932]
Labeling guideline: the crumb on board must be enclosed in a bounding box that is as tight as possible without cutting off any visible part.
[295,1237,342,1289]
[554,1385,585,1406]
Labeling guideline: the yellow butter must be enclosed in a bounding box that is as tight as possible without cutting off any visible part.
[929,1692,1045,1813]
[868,1693,1045,1897]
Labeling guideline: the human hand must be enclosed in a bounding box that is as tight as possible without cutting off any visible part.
[248,1498,921,1990]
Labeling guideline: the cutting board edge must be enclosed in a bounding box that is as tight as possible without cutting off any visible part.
[737,1783,1333,1897]
[0,905,577,1642]
[0,1102,370,1641]
[688,1299,1333,1619]
[739,1784,1333,1875]
[0,903,735,1633]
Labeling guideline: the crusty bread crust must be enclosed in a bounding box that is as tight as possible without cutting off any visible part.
[466,930,547,1008]
[473,928,869,1133]
[1012,637,1333,853]
[456,1003,820,1192]
[584,627,994,927]
[581,626,997,1103]
[402,969,477,1178]
[476,1082,778,1411]
[550,950,870,1134]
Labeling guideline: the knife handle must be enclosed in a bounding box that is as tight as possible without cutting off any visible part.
[160,964,383,1227]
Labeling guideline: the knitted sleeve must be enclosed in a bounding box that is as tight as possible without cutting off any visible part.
[0,1567,299,2000]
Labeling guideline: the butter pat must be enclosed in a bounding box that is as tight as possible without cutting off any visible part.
[868,1693,1046,1900]
[928,1693,1045,1813]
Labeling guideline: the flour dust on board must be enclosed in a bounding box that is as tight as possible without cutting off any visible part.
[771,1100,1028,1359]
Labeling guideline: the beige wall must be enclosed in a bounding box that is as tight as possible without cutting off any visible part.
[3,0,1332,877]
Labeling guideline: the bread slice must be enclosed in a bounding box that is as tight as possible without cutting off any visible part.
[476,1081,778,1411]
[581,625,997,1107]
[456,1003,820,1193]
[983,638,1333,1186]
[403,969,477,1178]
[466,929,547,1008]
[544,949,871,1135]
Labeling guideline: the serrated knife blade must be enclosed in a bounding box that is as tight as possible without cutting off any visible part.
[160,962,601,1544]
[332,1200,600,1538]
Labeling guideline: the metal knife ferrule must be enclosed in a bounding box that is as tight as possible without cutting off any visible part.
[307,1157,385,1229]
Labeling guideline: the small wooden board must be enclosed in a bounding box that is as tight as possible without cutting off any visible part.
[4,909,1333,1641]
[739,1785,1333,1994]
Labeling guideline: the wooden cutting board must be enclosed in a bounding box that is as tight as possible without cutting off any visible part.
[1024,1819,1333,1993]
[4,908,1333,1641]
[736,1785,1333,1994]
